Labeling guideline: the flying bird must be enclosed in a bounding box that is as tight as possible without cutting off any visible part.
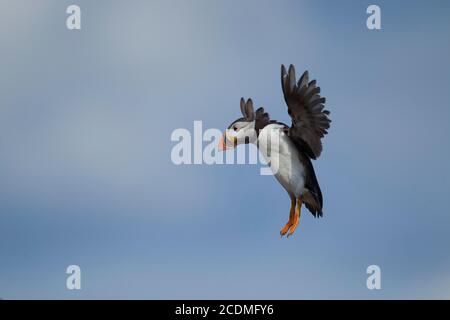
[219,65,331,237]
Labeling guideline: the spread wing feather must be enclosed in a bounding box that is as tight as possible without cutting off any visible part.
[281,64,331,159]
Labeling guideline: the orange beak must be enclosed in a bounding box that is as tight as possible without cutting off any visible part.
[218,134,227,151]
[218,133,236,151]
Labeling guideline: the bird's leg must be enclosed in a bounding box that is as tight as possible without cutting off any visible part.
[287,197,302,237]
[280,198,296,236]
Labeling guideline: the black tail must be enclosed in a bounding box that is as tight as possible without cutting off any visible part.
[301,155,323,217]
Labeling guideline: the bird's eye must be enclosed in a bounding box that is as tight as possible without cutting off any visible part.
[233,126,238,131]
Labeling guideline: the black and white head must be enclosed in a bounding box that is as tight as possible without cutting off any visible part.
[218,98,259,150]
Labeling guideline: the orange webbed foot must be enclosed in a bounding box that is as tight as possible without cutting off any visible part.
[280,198,296,237]
[287,198,302,238]
[280,221,292,236]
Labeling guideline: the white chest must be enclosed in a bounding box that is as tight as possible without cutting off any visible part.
[257,124,306,197]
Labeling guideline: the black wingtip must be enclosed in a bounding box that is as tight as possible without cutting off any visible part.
[298,70,309,89]
[288,64,296,78]
[240,97,248,118]
[288,65,296,91]
[281,64,287,81]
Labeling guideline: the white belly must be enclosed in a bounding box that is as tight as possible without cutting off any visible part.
[257,124,306,197]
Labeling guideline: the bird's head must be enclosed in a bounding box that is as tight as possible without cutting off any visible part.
[218,98,258,151]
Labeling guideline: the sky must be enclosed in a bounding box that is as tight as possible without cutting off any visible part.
[0,0,450,299]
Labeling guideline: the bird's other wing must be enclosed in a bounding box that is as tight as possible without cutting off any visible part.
[281,64,331,159]
[254,107,270,131]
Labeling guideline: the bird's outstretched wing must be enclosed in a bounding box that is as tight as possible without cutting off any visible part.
[281,64,331,159]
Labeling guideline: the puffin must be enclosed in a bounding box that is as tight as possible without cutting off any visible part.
[219,64,331,237]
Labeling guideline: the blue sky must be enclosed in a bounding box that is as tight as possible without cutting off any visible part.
[1,0,450,299]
